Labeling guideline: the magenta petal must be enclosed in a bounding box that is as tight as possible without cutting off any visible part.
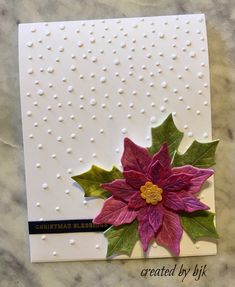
[121,137,152,173]
[101,179,135,202]
[137,207,155,252]
[149,143,171,179]
[148,204,164,232]
[128,192,146,210]
[123,170,149,189]
[149,160,163,184]
[163,191,209,212]
[160,173,193,192]
[172,165,214,194]
[93,197,137,226]
[156,208,183,256]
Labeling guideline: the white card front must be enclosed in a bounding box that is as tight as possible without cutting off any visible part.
[19,14,216,262]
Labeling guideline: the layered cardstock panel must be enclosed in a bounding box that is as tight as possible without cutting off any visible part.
[18,14,216,262]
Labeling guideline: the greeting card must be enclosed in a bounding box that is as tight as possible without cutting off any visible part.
[18,14,219,262]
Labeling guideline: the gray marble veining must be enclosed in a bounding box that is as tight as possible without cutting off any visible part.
[0,0,235,286]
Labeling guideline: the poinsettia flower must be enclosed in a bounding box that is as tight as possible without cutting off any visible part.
[93,138,213,256]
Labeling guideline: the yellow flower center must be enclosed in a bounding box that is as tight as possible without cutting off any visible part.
[140,181,163,205]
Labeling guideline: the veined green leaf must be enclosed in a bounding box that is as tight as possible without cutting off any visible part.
[72,165,123,199]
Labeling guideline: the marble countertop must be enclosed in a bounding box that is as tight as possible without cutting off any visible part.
[0,0,234,286]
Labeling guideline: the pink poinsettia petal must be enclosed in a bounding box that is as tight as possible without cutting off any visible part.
[160,173,193,192]
[148,204,164,232]
[163,191,209,212]
[137,206,155,252]
[101,179,135,202]
[149,143,171,179]
[123,170,149,189]
[172,165,214,194]
[121,137,152,173]
[93,197,137,226]
[156,208,183,256]
[128,192,146,210]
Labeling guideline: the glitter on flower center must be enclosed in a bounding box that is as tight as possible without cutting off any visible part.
[140,181,163,205]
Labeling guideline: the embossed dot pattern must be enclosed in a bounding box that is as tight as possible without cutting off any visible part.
[19,15,215,262]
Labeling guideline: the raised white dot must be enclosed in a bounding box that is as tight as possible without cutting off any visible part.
[196,110,201,115]
[66,148,72,154]
[140,108,145,114]
[184,125,188,129]
[90,98,97,106]
[179,96,183,101]
[197,72,204,79]
[58,116,63,122]
[152,242,158,248]
[51,154,56,159]
[71,133,76,139]
[160,106,166,112]
[189,51,196,58]
[67,168,72,174]
[99,129,104,134]
[67,86,73,92]
[171,53,177,60]
[56,173,61,179]
[53,251,57,256]
[90,37,95,43]
[83,200,88,205]
[158,32,164,39]
[70,65,76,71]
[100,77,106,83]
[90,138,95,143]
[47,66,54,73]
[186,105,191,110]
[150,116,156,124]
[37,89,44,96]
[55,206,60,211]
[27,68,33,75]
[59,46,64,52]
[188,131,193,137]
[65,189,70,194]
[203,132,208,138]
[42,183,48,189]
[95,244,100,249]
[114,59,120,65]
[26,110,32,117]
[57,136,62,142]
[185,40,191,46]
[26,41,33,47]
[69,239,75,245]
[77,41,83,47]
[91,56,97,63]
[37,144,43,150]
[161,81,167,88]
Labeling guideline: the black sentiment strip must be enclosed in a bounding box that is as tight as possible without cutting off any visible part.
[28,219,110,234]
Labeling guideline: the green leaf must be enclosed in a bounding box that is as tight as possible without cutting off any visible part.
[71,165,123,199]
[172,140,219,168]
[180,210,219,241]
[148,114,184,157]
[104,220,139,257]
